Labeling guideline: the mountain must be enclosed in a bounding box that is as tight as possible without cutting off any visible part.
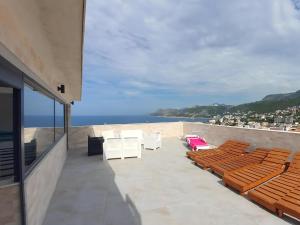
[231,90,300,114]
[151,104,233,118]
[151,90,300,117]
[262,90,300,101]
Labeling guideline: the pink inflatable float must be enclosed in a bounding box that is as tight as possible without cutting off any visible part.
[186,136,209,151]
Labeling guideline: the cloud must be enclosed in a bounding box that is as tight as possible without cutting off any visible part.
[79,0,300,114]
[123,90,140,97]
[292,0,300,9]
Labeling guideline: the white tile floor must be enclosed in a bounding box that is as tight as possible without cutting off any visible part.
[43,138,296,225]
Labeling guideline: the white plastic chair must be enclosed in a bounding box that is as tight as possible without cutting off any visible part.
[103,138,123,160]
[144,132,161,150]
[120,130,144,143]
[102,130,123,160]
[120,130,142,158]
[122,137,142,159]
[102,130,117,139]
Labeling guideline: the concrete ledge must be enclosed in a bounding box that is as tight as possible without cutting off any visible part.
[183,122,300,154]
[69,122,300,155]
[69,122,184,149]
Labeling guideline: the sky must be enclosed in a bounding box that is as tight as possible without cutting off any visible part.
[73,0,300,116]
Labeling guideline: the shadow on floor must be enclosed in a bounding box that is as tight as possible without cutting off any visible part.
[43,146,142,225]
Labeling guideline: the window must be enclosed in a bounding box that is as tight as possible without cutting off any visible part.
[55,100,65,140]
[0,86,15,184]
[24,85,54,170]
[24,83,66,171]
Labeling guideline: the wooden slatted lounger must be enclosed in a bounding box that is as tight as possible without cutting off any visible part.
[223,148,291,194]
[186,140,234,159]
[210,148,270,177]
[247,152,300,215]
[193,142,250,169]
[276,185,300,220]
[186,140,248,161]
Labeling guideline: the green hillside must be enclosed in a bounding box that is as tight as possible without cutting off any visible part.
[151,104,232,118]
[262,90,300,101]
[231,90,300,113]
[230,98,300,113]
[151,90,300,117]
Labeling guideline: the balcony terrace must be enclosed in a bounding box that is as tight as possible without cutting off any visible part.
[41,122,299,225]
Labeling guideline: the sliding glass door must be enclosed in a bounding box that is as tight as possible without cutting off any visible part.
[0,83,22,225]
[0,57,23,225]
[0,85,15,183]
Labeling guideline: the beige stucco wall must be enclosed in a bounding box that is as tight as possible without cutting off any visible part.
[183,122,300,155]
[0,183,20,225]
[69,122,184,149]
[0,0,84,102]
[25,135,67,225]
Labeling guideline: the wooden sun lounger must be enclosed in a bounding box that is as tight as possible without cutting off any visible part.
[186,140,233,159]
[276,185,300,220]
[193,141,250,169]
[223,148,291,194]
[186,140,249,161]
[186,148,219,160]
[210,148,270,177]
[247,152,300,214]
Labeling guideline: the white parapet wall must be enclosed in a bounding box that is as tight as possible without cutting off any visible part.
[25,135,67,225]
[183,122,300,154]
[69,122,184,149]
[70,121,300,155]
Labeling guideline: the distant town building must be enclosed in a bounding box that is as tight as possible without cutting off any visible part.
[285,116,294,124]
[274,116,284,124]
[201,104,300,132]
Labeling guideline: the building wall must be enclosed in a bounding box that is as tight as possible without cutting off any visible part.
[24,135,67,225]
[69,122,184,149]
[0,183,21,225]
[0,0,84,102]
[183,122,300,155]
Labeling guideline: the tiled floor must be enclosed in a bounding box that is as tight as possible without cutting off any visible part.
[43,138,297,225]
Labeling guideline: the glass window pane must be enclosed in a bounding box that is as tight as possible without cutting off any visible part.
[24,84,54,171]
[55,101,65,140]
[0,87,15,184]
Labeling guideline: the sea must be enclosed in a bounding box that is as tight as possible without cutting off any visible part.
[24,115,209,128]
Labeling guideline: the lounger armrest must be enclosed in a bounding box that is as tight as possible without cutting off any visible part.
[284,162,290,171]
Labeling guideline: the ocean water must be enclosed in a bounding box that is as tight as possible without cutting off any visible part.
[24,115,208,128]
[71,115,209,126]
[25,115,64,128]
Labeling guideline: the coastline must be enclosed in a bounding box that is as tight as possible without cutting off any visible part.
[153,115,210,119]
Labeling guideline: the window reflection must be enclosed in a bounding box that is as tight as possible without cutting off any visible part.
[55,101,64,140]
[24,85,54,170]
